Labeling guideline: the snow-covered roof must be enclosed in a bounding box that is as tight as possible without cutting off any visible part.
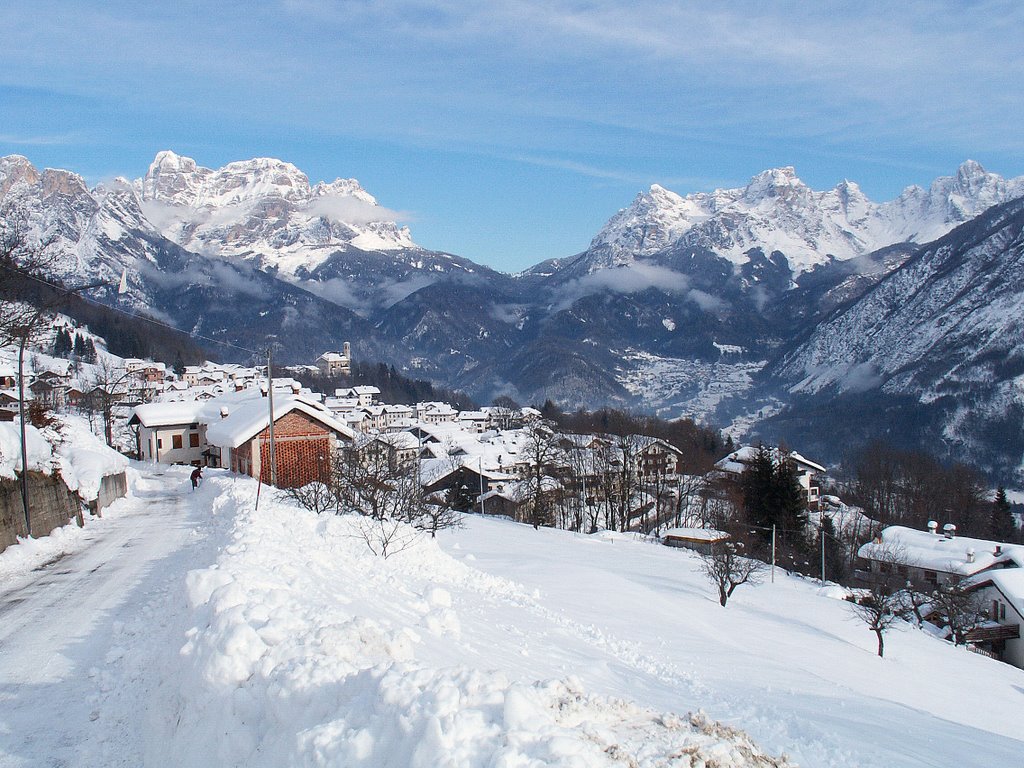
[375,432,420,451]
[662,528,729,542]
[318,352,348,362]
[789,451,827,474]
[132,401,205,428]
[714,446,826,475]
[858,525,1024,577]
[973,568,1024,619]
[206,394,357,449]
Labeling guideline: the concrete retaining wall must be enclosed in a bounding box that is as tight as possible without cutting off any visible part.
[90,471,128,516]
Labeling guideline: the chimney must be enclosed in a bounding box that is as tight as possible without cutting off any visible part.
[995,545,1003,556]
[927,520,938,535]
[343,341,351,358]
[291,383,301,395]
[966,548,975,563]
[220,407,230,419]
[943,523,956,539]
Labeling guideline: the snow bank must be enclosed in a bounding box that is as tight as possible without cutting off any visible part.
[56,415,129,500]
[0,421,52,479]
[168,477,791,767]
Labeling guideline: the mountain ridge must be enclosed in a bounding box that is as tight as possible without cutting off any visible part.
[5,150,1024,477]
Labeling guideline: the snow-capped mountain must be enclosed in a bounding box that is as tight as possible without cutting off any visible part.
[586,161,1024,275]
[761,197,1024,477]
[135,150,416,276]
[7,150,1024,478]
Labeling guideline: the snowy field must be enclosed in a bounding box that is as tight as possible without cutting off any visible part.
[2,469,1023,767]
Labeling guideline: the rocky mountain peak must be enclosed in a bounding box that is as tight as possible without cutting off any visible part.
[585,162,1024,276]
[0,155,41,197]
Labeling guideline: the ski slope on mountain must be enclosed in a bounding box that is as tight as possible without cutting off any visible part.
[2,468,1022,767]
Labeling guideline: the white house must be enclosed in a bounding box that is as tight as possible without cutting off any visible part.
[129,401,207,465]
[858,523,1024,667]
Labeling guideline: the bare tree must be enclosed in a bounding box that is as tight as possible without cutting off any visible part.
[414,491,462,539]
[85,359,135,446]
[930,580,987,646]
[519,423,564,529]
[280,480,337,516]
[699,540,767,607]
[354,515,420,559]
[0,205,57,347]
[847,588,907,658]
[613,434,643,532]
[846,543,913,657]
[330,438,461,555]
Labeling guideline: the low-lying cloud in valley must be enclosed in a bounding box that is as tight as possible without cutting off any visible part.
[553,262,725,312]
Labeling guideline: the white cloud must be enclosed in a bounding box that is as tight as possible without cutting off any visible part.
[306,195,406,225]
[552,261,724,312]
[0,132,77,146]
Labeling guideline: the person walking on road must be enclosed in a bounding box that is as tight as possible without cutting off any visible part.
[190,466,203,490]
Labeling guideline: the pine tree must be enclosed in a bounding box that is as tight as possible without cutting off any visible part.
[73,332,87,359]
[990,486,1016,542]
[742,444,776,532]
[52,327,73,358]
[775,456,809,535]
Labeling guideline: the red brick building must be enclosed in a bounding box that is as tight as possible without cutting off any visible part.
[206,395,356,489]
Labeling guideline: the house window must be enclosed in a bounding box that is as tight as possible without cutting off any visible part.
[992,601,1000,621]
[1000,602,1006,621]
[896,565,908,578]
[190,433,200,448]
[157,438,163,449]
[172,434,183,450]
[924,570,938,585]
[879,562,891,574]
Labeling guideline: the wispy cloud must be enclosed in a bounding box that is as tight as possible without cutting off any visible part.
[306,195,409,225]
[0,132,77,146]
[3,1,1023,269]
[552,261,725,312]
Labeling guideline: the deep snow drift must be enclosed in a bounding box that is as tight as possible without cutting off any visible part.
[3,469,1023,767]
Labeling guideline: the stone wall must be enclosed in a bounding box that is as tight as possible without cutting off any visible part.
[0,472,82,552]
[0,470,128,553]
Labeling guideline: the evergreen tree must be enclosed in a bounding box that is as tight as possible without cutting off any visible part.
[742,444,776,532]
[990,486,1017,542]
[448,480,475,513]
[820,515,845,582]
[73,332,87,359]
[52,327,73,358]
[775,456,809,535]
[83,337,98,364]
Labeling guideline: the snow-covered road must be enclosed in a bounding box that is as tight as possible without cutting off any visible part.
[0,467,216,768]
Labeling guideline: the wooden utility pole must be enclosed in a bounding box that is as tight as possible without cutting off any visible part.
[267,348,277,487]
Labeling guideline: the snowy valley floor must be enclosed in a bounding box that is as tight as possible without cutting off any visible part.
[1,468,1023,767]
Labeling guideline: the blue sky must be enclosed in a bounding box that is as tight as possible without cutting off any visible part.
[2,1,1023,272]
